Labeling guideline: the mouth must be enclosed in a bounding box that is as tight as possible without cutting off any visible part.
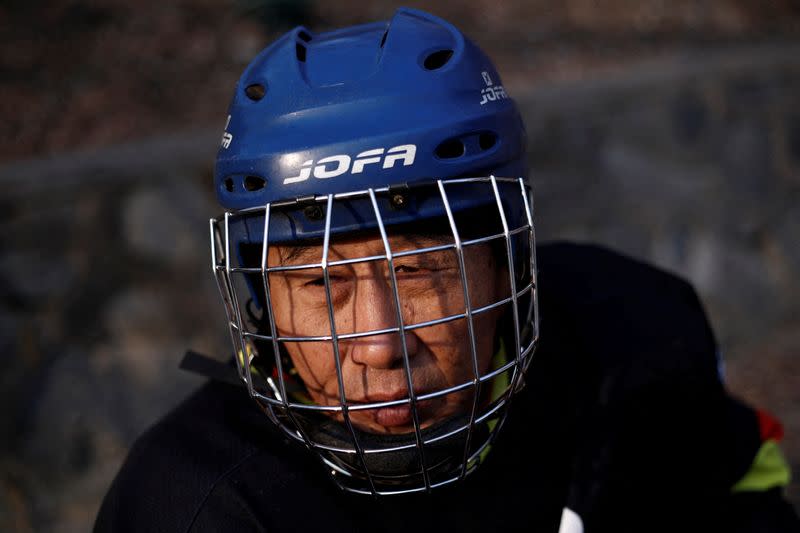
[372,400,444,428]
[348,392,440,430]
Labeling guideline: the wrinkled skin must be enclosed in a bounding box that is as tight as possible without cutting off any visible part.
[267,233,510,434]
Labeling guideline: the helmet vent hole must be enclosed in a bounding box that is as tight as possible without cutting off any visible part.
[435,138,465,159]
[296,43,307,62]
[244,176,266,192]
[479,132,498,151]
[245,83,266,101]
[298,30,312,42]
[224,177,235,192]
[424,49,453,70]
[380,30,388,47]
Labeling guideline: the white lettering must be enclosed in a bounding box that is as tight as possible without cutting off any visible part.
[220,115,233,149]
[479,85,508,106]
[284,160,313,184]
[282,144,418,185]
[383,145,417,169]
[352,148,385,174]
[313,155,351,179]
[221,132,233,149]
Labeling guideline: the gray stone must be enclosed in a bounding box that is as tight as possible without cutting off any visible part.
[526,112,606,171]
[787,113,800,165]
[671,88,708,145]
[105,288,170,339]
[122,178,211,266]
[23,350,104,479]
[693,236,781,347]
[0,308,19,357]
[773,206,800,282]
[103,288,179,385]
[18,345,199,532]
[720,117,772,199]
[725,77,769,111]
[0,253,76,301]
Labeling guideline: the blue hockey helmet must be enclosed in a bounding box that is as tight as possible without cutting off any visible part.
[210,7,538,496]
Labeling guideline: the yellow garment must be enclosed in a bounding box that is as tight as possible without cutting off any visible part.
[731,439,791,493]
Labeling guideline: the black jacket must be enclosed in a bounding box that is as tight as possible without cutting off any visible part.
[95,243,799,532]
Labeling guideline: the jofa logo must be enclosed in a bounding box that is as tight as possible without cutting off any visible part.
[479,71,508,106]
[284,144,417,185]
[220,115,233,149]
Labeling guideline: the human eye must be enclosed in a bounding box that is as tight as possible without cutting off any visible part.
[303,275,326,287]
[392,262,451,283]
[284,272,348,309]
[303,274,347,288]
[394,264,421,274]
[393,253,455,276]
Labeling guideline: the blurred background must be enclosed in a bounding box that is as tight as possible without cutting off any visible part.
[1,0,798,530]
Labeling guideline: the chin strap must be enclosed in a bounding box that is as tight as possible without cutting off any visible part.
[180,350,244,387]
[180,350,309,399]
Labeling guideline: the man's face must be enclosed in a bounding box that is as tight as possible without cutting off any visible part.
[267,232,509,435]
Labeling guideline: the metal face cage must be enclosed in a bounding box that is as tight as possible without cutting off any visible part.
[210,176,539,496]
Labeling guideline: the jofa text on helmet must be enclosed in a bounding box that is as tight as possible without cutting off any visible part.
[283,145,417,185]
[479,70,507,105]
[480,85,508,105]
[220,115,234,149]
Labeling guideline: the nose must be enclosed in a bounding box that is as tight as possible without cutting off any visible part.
[347,272,419,370]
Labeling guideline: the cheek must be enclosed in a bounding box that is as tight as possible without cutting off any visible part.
[284,342,340,402]
[426,312,503,382]
[417,317,492,384]
[267,274,293,330]
[473,311,502,369]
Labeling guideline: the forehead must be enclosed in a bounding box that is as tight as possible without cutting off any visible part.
[273,232,452,265]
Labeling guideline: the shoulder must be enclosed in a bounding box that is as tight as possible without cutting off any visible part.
[535,241,718,373]
[536,241,707,316]
[533,241,723,423]
[533,243,736,527]
[94,380,290,532]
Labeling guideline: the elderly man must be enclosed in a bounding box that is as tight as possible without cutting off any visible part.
[96,8,797,532]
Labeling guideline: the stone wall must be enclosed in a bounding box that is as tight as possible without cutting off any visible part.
[1,2,799,531]
[0,134,227,532]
